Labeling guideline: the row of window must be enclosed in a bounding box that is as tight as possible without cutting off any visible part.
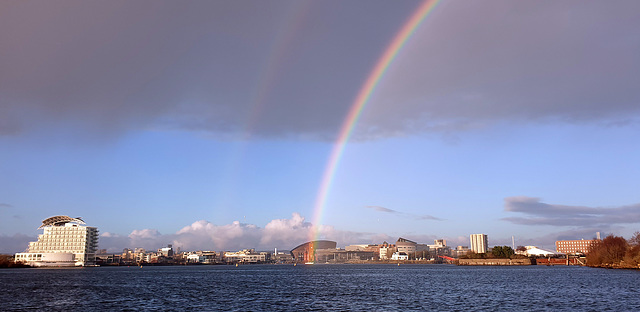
[30,247,88,251]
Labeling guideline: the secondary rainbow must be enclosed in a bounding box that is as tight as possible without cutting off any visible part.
[309,0,441,242]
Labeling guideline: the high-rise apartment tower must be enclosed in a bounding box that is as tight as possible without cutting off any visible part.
[470,234,488,254]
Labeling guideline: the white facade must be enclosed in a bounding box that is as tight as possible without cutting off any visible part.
[14,253,76,267]
[15,216,99,266]
[396,238,417,254]
[186,251,217,263]
[470,234,488,254]
[391,252,408,260]
[379,246,395,260]
[224,250,266,263]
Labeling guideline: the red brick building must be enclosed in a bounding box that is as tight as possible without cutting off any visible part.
[555,239,597,254]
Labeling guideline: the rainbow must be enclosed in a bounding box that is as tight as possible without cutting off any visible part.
[309,0,441,242]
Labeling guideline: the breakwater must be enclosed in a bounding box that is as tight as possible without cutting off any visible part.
[457,258,535,266]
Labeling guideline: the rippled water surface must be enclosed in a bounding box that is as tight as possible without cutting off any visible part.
[1,264,639,311]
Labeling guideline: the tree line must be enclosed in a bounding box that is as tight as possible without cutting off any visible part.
[587,232,640,268]
[461,246,527,259]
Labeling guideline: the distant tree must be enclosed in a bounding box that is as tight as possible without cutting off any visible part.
[624,232,640,267]
[629,232,640,247]
[503,246,515,258]
[516,246,527,252]
[587,235,627,266]
[491,246,515,258]
[492,246,503,258]
[0,254,29,268]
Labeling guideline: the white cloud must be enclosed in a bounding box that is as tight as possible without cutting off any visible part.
[97,213,386,252]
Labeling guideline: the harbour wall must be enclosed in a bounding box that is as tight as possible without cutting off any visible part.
[457,258,535,266]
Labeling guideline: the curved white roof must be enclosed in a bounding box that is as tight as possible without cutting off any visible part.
[525,247,559,256]
[39,216,86,229]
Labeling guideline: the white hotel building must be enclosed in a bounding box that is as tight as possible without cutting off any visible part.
[15,216,99,267]
[470,234,488,254]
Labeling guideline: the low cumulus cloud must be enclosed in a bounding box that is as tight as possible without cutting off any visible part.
[366,206,443,221]
[99,213,375,252]
[1,1,639,140]
[502,196,640,227]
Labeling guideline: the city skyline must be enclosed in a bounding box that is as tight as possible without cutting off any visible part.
[2,1,640,253]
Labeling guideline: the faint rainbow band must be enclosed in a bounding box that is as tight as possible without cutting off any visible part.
[309,0,441,242]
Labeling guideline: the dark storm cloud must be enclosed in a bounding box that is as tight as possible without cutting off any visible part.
[502,196,640,227]
[0,0,416,139]
[365,205,442,221]
[1,1,639,140]
[360,0,640,136]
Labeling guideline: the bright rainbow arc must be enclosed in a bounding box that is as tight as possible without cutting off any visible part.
[309,0,441,242]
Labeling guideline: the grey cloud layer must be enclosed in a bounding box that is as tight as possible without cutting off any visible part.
[365,1,640,135]
[0,1,414,139]
[1,1,639,140]
[502,196,640,227]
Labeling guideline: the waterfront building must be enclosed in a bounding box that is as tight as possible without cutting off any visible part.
[14,216,99,266]
[314,248,377,263]
[378,242,396,260]
[158,244,174,257]
[470,234,488,254]
[290,240,337,263]
[452,246,470,258]
[396,237,417,254]
[122,248,135,262]
[428,239,454,257]
[273,251,294,263]
[134,248,146,263]
[555,239,597,254]
[186,251,218,264]
[391,252,409,260]
[224,249,268,263]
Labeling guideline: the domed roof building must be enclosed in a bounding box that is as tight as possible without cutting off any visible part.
[290,240,337,263]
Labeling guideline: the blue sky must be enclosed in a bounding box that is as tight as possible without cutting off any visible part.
[1,0,640,253]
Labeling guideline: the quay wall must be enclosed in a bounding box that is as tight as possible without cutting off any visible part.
[457,258,535,266]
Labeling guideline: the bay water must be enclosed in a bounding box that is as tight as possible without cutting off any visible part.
[1,264,639,311]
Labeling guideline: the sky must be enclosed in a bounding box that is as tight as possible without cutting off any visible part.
[1,0,640,253]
